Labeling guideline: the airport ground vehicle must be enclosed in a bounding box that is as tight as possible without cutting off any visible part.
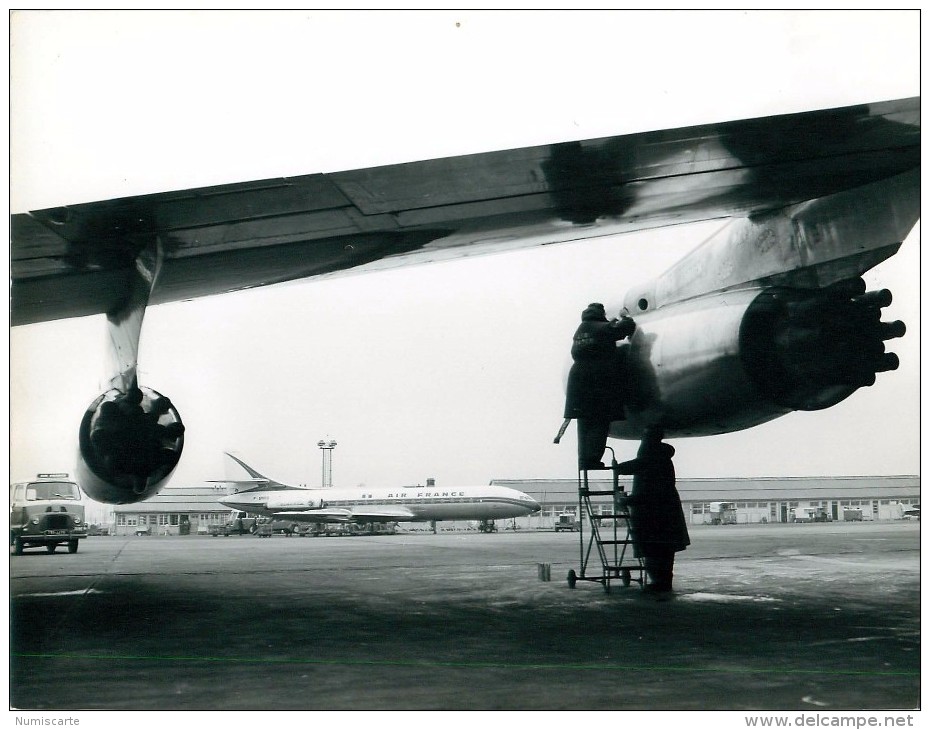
[476,519,497,533]
[255,520,301,537]
[555,513,578,532]
[791,507,832,523]
[209,513,259,536]
[10,474,87,554]
[709,502,738,525]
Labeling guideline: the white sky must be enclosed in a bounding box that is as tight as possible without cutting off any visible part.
[7,11,922,518]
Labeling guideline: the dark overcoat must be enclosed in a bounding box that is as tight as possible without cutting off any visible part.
[617,442,691,558]
[563,312,634,420]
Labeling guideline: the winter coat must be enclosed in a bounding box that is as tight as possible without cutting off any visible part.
[563,310,634,420]
[617,441,691,558]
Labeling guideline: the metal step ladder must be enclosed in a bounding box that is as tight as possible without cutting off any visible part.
[566,456,646,594]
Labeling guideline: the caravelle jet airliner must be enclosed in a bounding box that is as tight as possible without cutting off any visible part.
[216,453,540,526]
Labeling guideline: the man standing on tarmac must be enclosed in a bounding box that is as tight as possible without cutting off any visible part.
[562,303,636,470]
[616,430,691,597]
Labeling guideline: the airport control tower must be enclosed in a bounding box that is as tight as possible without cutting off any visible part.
[317,439,337,489]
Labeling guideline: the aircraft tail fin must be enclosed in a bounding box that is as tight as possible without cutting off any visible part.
[219,452,299,492]
[225,452,270,480]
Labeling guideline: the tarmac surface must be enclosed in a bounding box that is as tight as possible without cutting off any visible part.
[9,521,920,711]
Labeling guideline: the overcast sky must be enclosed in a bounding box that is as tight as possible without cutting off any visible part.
[8,11,921,517]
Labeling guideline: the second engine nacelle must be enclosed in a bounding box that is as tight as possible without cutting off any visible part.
[77,386,185,504]
[611,279,904,439]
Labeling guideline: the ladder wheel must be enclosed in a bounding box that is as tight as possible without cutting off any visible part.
[567,569,577,589]
[621,569,632,587]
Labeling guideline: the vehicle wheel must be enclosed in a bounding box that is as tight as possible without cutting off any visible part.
[567,569,577,589]
[68,539,79,554]
[621,569,632,587]
[13,537,24,555]
[46,543,57,554]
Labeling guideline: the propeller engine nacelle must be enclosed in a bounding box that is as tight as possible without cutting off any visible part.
[612,279,905,439]
[77,386,185,504]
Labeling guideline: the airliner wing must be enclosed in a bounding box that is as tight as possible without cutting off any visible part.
[272,509,355,523]
[272,506,416,523]
[11,97,918,326]
[344,506,417,522]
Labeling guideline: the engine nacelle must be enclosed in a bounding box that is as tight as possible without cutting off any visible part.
[612,280,904,439]
[77,386,185,504]
[265,497,325,510]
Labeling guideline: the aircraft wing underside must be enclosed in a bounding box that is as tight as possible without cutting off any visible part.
[11,97,919,326]
[273,507,417,523]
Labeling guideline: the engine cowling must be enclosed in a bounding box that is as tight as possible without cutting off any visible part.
[76,386,185,504]
[265,496,325,511]
[611,279,904,439]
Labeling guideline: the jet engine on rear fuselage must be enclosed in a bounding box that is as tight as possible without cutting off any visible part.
[611,278,905,440]
[76,386,185,504]
[265,496,326,510]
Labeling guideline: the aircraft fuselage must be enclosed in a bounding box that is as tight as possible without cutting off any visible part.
[220,484,540,523]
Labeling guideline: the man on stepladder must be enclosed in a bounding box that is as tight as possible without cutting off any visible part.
[560,303,635,470]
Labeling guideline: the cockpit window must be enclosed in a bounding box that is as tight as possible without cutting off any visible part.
[25,482,80,501]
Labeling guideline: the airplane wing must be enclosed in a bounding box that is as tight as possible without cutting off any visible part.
[343,506,417,522]
[272,509,355,524]
[271,507,416,523]
[11,97,919,326]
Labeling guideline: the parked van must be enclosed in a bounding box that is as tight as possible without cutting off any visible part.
[10,474,87,554]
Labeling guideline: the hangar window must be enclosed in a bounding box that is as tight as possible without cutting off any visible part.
[116,515,126,526]
[159,515,169,525]
[170,514,179,526]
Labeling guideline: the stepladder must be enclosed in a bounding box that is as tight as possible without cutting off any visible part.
[566,462,647,594]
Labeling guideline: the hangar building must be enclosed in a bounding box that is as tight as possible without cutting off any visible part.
[112,484,233,536]
[493,475,919,530]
